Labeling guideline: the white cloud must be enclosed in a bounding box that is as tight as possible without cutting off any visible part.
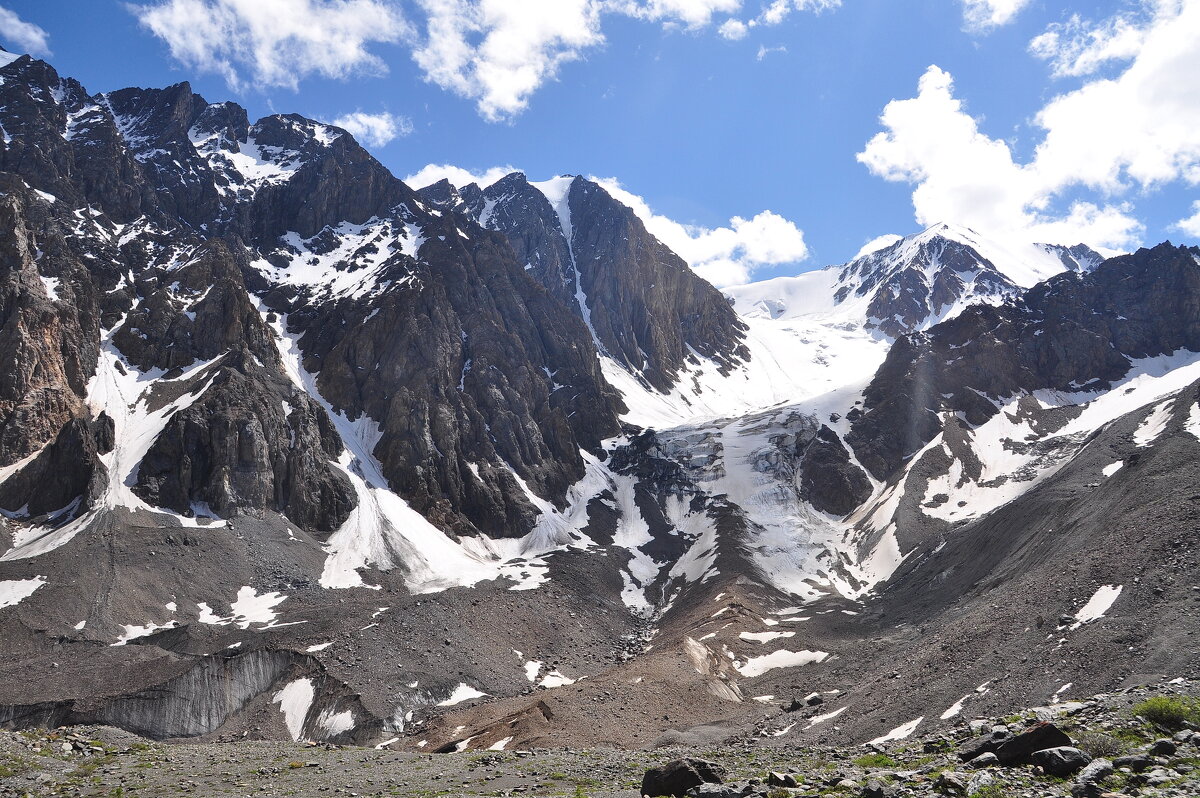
[614,0,741,28]
[1174,201,1200,238]
[854,234,902,259]
[858,64,1145,251]
[132,0,841,119]
[756,44,786,60]
[592,176,808,286]
[403,162,517,190]
[0,7,52,56]
[718,18,747,39]
[960,0,1031,33]
[329,110,412,147]
[1029,5,1156,78]
[859,4,1200,256]
[130,0,408,91]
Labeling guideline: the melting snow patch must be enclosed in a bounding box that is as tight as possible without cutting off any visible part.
[112,621,177,645]
[539,670,575,688]
[523,660,542,681]
[0,575,46,608]
[1052,683,1073,703]
[229,587,287,629]
[770,724,796,737]
[1071,585,1122,629]
[868,716,923,746]
[806,706,848,729]
[488,736,513,751]
[739,631,795,644]
[752,695,775,703]
[306,642,334,653]
[1186,402,1200,440]
[38,276,60,301]
[375,737,399,749]
[1133,401,1174,446]
[438,684,487,706]
[1102,461,1123,477]
[735,649,829,678]
[940,694,972,720]
[273,679,314,741]
[316,708,356,737]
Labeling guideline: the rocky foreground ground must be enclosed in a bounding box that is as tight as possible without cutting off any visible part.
[1,679,1198,798]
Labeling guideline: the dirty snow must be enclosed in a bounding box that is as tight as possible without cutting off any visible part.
[735,649,830,678]
[438,684,487,706]
[0,575,46,608]
[1071,584,1122,629]
[273,679,314,741]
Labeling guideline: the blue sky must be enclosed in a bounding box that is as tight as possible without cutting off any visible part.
[2,0,1198,285]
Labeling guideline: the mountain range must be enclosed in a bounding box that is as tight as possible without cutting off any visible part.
[0,52,1197,751]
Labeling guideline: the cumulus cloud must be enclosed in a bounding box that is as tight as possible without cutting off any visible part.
[131,0,843,118]
[411,0,605,122]
[858,0,1200,256]
[1028,3,1160,78]
[858,65,1143,249]
[130,0,408,91]
[403,162,517,190]
[1174,201,1200,239]
[329,110,412,147]
[0,7,52,56]
[960,0,1031,33]
[592,176,809,286]
[718,18,747,39]
[854,234,902,259]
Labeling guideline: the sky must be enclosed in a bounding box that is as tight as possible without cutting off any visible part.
[2,0,1198,286]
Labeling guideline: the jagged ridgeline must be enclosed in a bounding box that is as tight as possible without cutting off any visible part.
[0,51,1198,753]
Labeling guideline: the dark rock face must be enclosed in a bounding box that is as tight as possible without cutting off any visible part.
[0,55,628,540]
[798,425,872,516]
[279,210,624,539]
[848,243,1200,480]
[641,758,726,797]
[421,173,749,394]
[566,177,748,392]
[134,360,355,532]
[0,189,99,466]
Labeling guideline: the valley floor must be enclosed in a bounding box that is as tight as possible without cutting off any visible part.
[2,681,1197,798]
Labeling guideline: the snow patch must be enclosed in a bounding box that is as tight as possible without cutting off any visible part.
[735,649,829,678]
[1070,584,1122,629]
[273,679,314,741]
[0,575,46,608]
[868,716,923,745]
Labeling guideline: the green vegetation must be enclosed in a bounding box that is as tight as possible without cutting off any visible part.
[1074,730,1127,758]
[969,785,1006,798]
[851,752,897,769]
[1132,695,1200,731]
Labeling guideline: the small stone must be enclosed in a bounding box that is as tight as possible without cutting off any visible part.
[966,752,999,769]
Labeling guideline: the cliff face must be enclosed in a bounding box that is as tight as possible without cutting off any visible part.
[420,173,749,393]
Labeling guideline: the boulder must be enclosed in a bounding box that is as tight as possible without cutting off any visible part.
[1076,758,1114,786]
[933,771,967,794]
[956,729,1009,762]
[1148,738,1177,757]
[994,722,1073,765]
[1029,746,1092,777]
[861,777,894,798]
[1112,753,1153,772]
[642,759,726,798]
[766,772,798,788]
